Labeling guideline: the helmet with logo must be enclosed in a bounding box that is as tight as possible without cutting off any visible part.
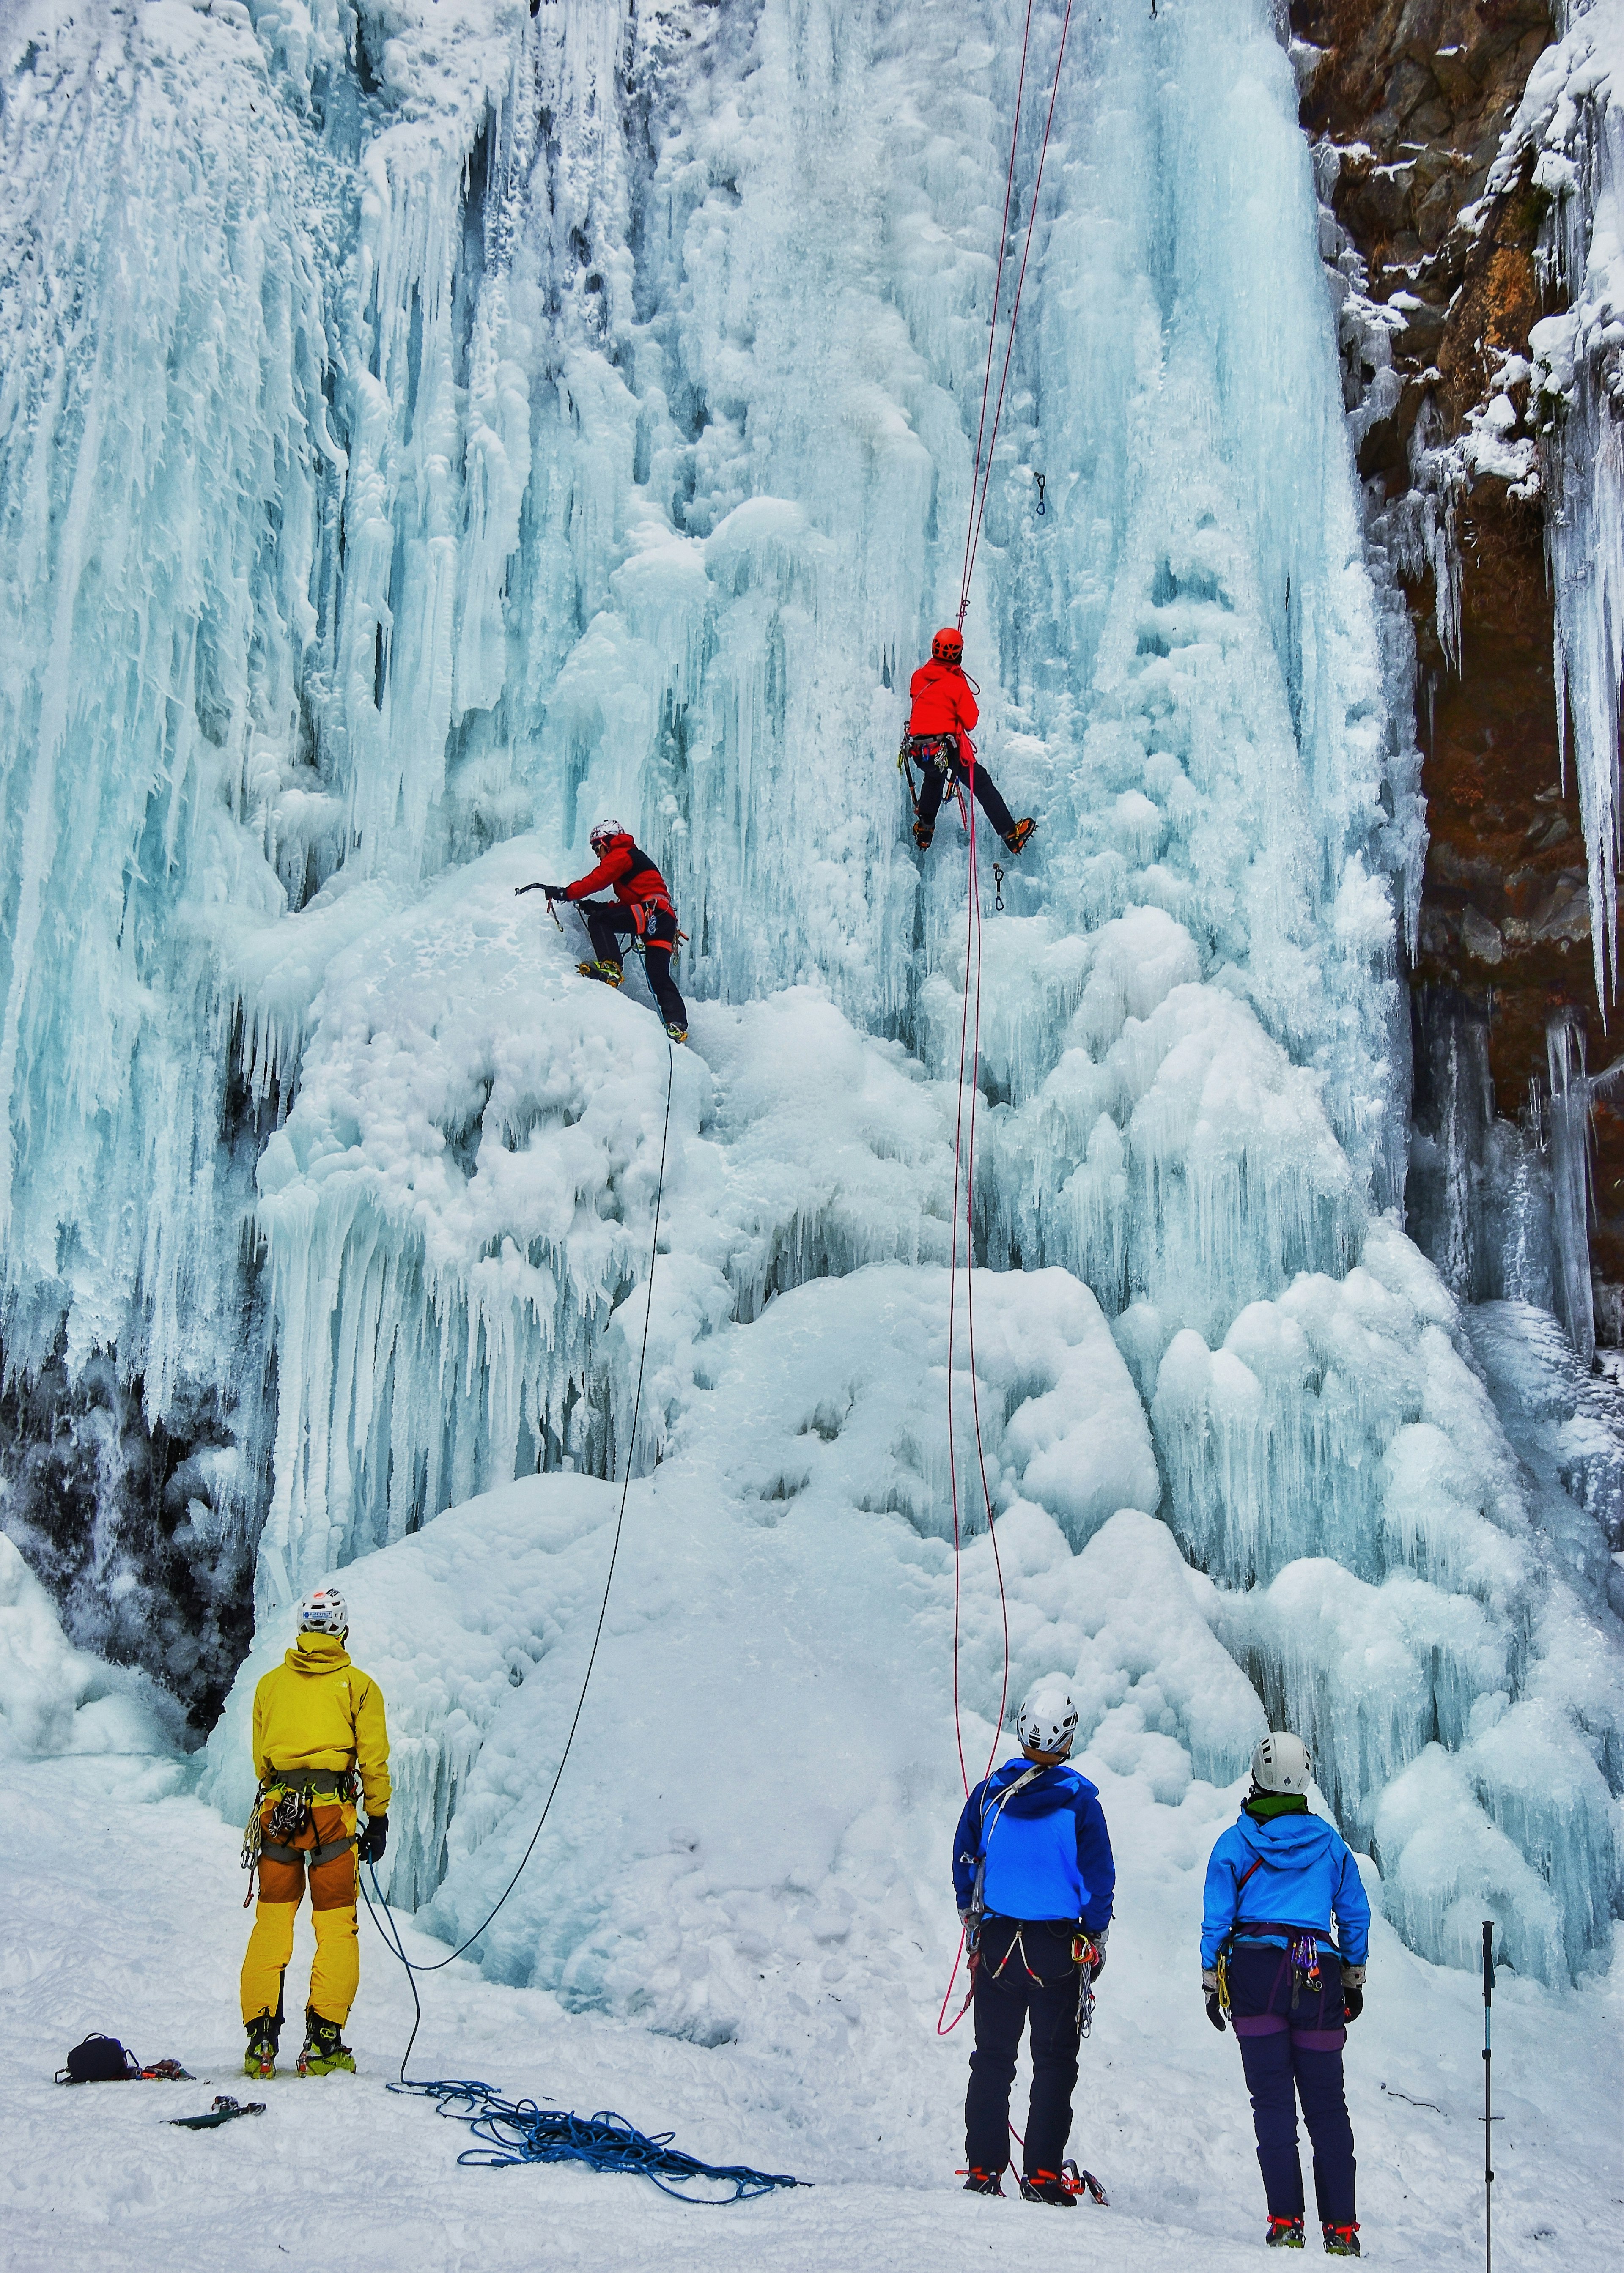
[1016,1676,1079,1758]
[297,1585,348,1637]
[930,625,964,663]
[1251,1731,1312,1794]
[589,817,626,852]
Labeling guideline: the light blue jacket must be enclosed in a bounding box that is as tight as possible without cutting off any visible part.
[1200,1804,1371,1970]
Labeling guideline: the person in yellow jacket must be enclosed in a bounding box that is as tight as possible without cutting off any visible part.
[239,1585,391,2079]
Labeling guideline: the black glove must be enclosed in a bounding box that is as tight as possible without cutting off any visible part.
[357,1813,388,1864]
[1206,1991,1226,2033]
[514,883,563,899]
[1342,1985,1363,2023]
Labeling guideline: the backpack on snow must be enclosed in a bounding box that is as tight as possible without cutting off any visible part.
[57,2033,141,2084]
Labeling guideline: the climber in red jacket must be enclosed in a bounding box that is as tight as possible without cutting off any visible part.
[518,822,688,1042]
[904,628,1035,856]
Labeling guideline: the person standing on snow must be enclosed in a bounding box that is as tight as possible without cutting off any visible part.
[952,1677,1114,2204]
[519,820,688,1044]
[1201,1732,1370,2257]
[904,627,1036,856]
[239,1587,391,2080]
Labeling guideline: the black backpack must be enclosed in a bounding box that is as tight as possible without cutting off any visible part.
[57,2034,141,2084]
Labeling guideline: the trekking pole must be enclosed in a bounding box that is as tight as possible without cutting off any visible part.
[1481,1919,1494,2273]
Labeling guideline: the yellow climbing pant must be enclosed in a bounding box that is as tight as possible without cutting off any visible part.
[239,1793,360,2028]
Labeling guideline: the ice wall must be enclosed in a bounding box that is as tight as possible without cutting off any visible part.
[4,0,1621,1981]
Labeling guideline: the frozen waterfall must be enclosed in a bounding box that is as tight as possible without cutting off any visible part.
[2,0,1620,1997]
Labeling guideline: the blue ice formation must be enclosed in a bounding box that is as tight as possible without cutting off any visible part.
[3,1,1621,1984]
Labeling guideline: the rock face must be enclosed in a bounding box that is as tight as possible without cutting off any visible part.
[1292,0,1624,1339]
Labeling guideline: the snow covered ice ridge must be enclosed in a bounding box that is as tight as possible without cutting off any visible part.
[2,0,1621,2032]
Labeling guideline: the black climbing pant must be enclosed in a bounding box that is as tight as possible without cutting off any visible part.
[1228,1944,1356,2226]
[911,739,1017,841]
[582,901,688,1032]
[964,1919,1083,2178]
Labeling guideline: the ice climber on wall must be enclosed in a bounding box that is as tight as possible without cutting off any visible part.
[903,626,1036,855]
[521,819,689,1043]
[952,1677,1114,2203]
[1201,1731,1371,2256]
[239,1588,391,2079]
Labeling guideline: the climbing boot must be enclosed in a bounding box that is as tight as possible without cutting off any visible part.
[1321,2226,1361,2258]
[912,819,934,850]
[1265,2215,1305,2248]
[664,1022,688,1045]
[577,959,624,987]
[961,2167,1005,2196]
[296,2011,355,2077]
[1003,817,1037,855]
[1018,2170,1077,2206]
[243,2015,279,2081]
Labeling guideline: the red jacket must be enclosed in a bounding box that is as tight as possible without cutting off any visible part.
[564,834,675,923]
[908,659,979,740]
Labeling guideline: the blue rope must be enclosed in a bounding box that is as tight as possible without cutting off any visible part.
[385,2077,804,2202]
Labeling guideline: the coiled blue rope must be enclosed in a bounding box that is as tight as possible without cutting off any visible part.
[385,2077,803,2202]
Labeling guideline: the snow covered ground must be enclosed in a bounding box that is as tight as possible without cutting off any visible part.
[3,1747,1619,2272]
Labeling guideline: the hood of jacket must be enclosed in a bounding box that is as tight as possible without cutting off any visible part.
[283,1632,353,1678]
[984,1756,1095,1819]
[1230,1805,1344,1867]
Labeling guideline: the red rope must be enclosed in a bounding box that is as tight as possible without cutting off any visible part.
[941,2,1074,2035]
[958,0,1077,626]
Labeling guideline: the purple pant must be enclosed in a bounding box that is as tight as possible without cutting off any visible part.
[1228,1943,1356,2226]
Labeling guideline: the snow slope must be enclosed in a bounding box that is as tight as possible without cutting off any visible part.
[3,1744,1619,2270]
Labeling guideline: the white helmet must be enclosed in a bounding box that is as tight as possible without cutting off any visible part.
[1252,1731,1311,1793]
[590,817,626,850]
[1017,1677,1079,1758]
[297,1585,348,1636]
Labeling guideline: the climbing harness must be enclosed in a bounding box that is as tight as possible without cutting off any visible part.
[241,1769,359,1906]
[358,1039,675,2075]
[376,2078,802,2202]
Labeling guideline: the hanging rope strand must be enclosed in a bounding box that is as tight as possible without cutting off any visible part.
[359,1040,677,2084]
[959,0,1077,622]
[957,0,1041,630]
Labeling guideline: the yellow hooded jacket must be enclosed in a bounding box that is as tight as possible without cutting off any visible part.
[251,1631,392,1815]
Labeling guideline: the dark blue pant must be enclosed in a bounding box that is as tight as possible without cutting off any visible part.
[965,1919,1083,2176]
[1228,1944,1356,2225]
[911,740,1018,839]
[582,901,687,1031]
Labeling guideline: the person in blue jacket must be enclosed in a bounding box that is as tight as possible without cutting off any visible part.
[951,1675,1114,2205]
[1201,1731,1371,2257]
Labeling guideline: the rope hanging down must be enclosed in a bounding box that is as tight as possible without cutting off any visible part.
[956,0,1078,628]
[359,1042,675,2078]
[940,7,1076,2026]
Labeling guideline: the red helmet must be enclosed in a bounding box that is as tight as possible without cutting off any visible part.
[930,626,964,663]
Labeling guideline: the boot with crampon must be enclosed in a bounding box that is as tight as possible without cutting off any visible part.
[578,959,624,987]
[243,2014,279,2081]
[1322,2224,1361,2257]
[961,2167,1004,2197]
[1003,817,1037,855]
[1265,2214,1305,2248]
[1018,2170,1077,2207]
[296,2010,355,2076]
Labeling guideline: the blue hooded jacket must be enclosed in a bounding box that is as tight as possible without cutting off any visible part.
[952,1758,1115,1933]
[1200,1803,1371,1970]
